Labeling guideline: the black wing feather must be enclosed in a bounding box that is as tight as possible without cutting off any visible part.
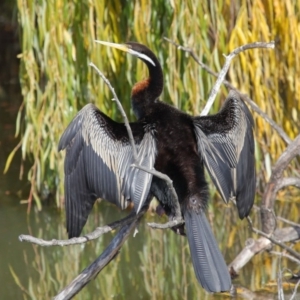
[59,104,156,238]
[194,91,255,218]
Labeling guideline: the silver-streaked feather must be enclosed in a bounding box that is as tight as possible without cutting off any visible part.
[58,103,156,237]
[193,90,255,218]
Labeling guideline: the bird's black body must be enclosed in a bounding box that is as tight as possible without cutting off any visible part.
[59,41,256,293]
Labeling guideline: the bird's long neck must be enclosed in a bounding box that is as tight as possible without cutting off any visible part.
[131,60,163,119]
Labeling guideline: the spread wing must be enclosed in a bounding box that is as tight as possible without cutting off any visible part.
[193,90,255,218]
[58,103,156,238]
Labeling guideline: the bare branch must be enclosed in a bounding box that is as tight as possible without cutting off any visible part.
[277,263,285,300]
[240,94,292,145]
[54,214,143,300]
[201,41,275,116]
[229,225,300,273]
[247,216,300,260]
[276,216,300,228]
[276,177,300,192]
[19,208,146,246]
[164,38,291,145]
[270,251,300,265]
[261,134,300,234]
[290,279,300,300]
[148,218,185,229]
[252,205,300,228]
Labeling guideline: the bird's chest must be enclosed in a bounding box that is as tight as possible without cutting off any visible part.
[153,121,200,179]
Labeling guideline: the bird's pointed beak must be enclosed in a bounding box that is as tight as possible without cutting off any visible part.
[95,40,130,53]
[95,40,156,67]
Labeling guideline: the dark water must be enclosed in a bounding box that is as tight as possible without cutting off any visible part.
[0,22,298,300]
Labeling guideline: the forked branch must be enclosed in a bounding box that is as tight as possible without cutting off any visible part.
[164,38,291,144]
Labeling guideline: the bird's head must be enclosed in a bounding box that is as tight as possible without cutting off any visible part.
[95,40,157,67]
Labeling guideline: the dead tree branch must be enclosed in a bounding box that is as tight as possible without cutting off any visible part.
[19,208,146,246]
[201,41,275,116]
[54,213,143,300]
[164,38,275,116]
[229,133,300,273]
[246,216,300,260]
[291,279,300,300]
[229,225,300,273]
[270,251,300,265]
[261,134,300,234]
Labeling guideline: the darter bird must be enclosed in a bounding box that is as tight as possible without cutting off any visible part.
[58,41,255,293]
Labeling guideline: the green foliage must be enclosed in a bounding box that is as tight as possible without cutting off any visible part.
[12,0,300,208]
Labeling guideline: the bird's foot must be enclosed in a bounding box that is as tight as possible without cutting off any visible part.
[170,215,185,236]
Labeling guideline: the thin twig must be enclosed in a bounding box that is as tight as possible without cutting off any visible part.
[270,251,300,265]
[164,38,291,144]
[202,41,275,116]
[277,261,285,300]
[276,216,300,228]
[290,279,300,300]
[240,94,291,145]
[251,204,300,229]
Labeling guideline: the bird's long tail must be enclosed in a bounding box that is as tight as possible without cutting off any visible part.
[184,209,231,292]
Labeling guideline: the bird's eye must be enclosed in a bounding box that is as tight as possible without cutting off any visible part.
[190,197,197,205]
